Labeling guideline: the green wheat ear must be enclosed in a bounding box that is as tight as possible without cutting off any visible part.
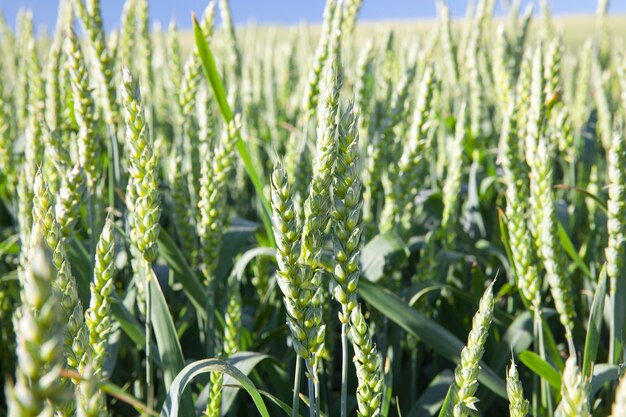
[298,53,342,378]
[382,64,435,236]
[270,161,310,362]
[0,58,10,178]
[507,357,529,417]
[555,357,590,417]
[72,0,116,123]
[500,100,540,311]
[441,103,467,248]
[135,0,153,109]
[76,363,107,417]
[302,0,338,118]
[452,281,495,417]
[32,170,89,384]
[331,103,362,324]
[197,115,242,285]
[119,0,137,74]
[198,115,242,417]
[530,133,575,350]
[350,304,383,417]
[64,29,99,191]
[342,0,363,36]
[85,217,115,376]
[606,127,626,292]
[121,67,161,264]
[8,222,67,417]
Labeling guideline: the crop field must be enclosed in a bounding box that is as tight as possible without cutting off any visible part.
[2,0,626,416]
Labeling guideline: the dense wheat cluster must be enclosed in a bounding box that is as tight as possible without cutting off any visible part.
[1,0,626,416]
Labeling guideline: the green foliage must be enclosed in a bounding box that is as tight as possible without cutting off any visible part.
[2,1,626,417]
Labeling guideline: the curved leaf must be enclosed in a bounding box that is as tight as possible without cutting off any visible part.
[407,282,445,306]
[360,233,409,282]
[160,358,270,417]
[230,247,276,283]
[222,352,271,414]
[195,352,271,414]
[258,389,302,417]
[407,370,454,417]
[591,364,620,397]
[216,219,262,281]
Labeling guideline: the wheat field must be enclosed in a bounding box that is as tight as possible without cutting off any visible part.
[1,0,626,416]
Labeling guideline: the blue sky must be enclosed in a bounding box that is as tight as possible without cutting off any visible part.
[2,1,625,32]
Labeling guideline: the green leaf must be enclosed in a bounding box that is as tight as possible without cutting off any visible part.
[407,282,445,306]
[160,358,270,417]
[101,382,159,417]
[110,297,146,347]
[196,352,272,413]
[192,15,232,121]
[215,219,261,282]
[229,247,276,283]
[497,207,516,278]
[192,14,274,247]
[518,351,561,390]
[221,352,271,414]
[540,311,565,371]
[436,384,456,417]
[381,351,393,417]
[557,221,592,278]
[407,370,454,417]
[359,280,507,399]
[590,364,620,397]
[0,233,18,257]
[583,265,607,379]
[463,152,486,236]
[553,184,607,214]
[0,270,18,283]
[613,259,626,363]
[66,237,92,304]
[149,272,194,416]
[491,311,534,373]
[158,228,206,318]
[258,389,306,417]
[360,233,409,282]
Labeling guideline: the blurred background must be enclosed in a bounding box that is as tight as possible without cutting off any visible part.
[2,0,626,31]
